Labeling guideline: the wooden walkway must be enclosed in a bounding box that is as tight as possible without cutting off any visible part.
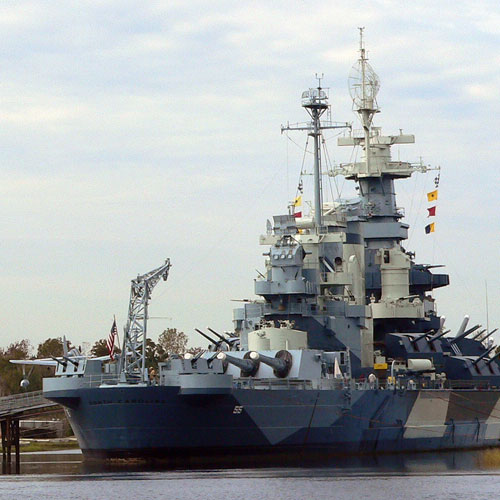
[0,391,59,473]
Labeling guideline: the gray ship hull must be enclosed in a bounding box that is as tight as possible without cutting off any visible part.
[45,385,500,461]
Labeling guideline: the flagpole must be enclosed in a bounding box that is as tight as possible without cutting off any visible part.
[485,280,490,335]
[114,315,120,352]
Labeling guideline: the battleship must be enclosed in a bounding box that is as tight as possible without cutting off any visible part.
[16,31,500,461]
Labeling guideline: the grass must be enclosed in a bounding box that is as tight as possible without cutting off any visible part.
[20,439,80,453]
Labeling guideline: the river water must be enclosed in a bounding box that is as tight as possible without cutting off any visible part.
[2,449,500,499]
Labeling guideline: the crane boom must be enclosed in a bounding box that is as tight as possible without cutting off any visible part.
[119,259,172,382]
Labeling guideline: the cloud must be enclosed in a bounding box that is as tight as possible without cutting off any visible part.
[0,0,499,348]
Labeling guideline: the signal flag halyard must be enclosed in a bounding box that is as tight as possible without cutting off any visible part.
[107,318,118,361]
[425,223,435,234]
[427,190,438,202]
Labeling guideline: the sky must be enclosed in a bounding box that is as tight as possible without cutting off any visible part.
[1,0,499,353]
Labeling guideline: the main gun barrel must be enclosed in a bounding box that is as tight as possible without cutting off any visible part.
[194,328,219,348]
[474,328,498,342]
[249,350,292,378]
[217,352,259,377]
[472,345,496,365]
[449,324,480,344]
[429,329,451,342]
[207,327,228,343]
[486,350,500,365]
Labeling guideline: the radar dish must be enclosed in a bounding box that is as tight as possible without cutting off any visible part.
[348,60,380,109]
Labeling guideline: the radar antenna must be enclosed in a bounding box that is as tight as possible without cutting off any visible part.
[119,259,172,383]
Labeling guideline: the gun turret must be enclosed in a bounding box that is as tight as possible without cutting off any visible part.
[472,345,496,366]
[249,350,292,378]
[449,324,481,344]
[217,352,259,377]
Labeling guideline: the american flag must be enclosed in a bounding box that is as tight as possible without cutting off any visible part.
[107,318,118,361]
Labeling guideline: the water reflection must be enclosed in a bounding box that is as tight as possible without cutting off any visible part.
[4,448,500,477]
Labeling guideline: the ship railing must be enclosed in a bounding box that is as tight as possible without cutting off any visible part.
[234,378,314,390]
[262,302,315,316]
[81,374,120,388]
[353,378,496,392]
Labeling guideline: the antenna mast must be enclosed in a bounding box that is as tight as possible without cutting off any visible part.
[282,76,350,228]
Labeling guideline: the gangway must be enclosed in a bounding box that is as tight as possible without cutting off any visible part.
[0,390,59,473]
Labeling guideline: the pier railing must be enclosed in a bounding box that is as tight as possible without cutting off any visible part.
[0,390,56,416]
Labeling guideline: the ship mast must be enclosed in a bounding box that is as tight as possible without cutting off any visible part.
[282,76,349,228]
[357,27,378,175]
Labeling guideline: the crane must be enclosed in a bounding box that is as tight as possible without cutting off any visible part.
[118,259,172,382]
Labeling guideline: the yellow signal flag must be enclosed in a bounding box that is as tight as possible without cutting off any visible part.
[294,195,302,207]
[425,223,435,234]
[427,189,438,202]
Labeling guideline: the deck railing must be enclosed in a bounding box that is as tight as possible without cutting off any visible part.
[40,372,500,393]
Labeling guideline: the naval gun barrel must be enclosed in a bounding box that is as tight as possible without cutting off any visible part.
[449,324,481,344]
[411,331,433,343]
[429,329,451,342]
[474,328,498,342]
[472,328,487,341]
[472,345,496,365]
[51,356,67,368]
[249,350,293,378]
[486,350,500,365]
[207,327,240,349]
[62,356,79,367]
[207,327,228,343]
[217,352,259,377]
[194,328,220,348]
[183,350,206,363]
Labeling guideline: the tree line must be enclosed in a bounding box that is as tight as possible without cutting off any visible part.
[0,328,200,397]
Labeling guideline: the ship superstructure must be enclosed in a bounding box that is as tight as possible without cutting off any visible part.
[27,32,500,461]
[233,30,450,377]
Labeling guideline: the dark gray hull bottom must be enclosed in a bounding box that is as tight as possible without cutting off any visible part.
[44,385,500,462]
